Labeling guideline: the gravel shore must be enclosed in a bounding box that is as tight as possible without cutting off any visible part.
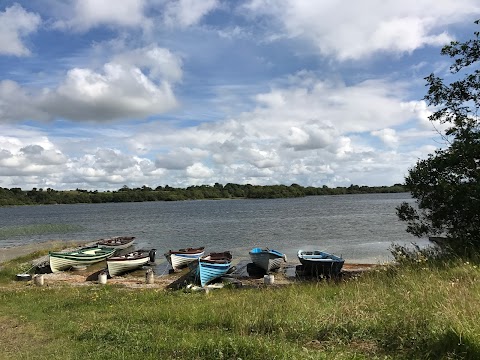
[1,242,380,290]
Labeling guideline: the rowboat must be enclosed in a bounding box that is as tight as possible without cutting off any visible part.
[107,249,156,276]
[96,236,136,249]
[195,251,233,287]
[249,247,287,273]
[297,250,344,276]
[49,246,116,272]
[165,246,205,271]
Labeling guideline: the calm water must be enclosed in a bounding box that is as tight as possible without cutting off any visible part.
[0,193,427,265]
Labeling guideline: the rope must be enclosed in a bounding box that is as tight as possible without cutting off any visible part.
[23,264,37,274]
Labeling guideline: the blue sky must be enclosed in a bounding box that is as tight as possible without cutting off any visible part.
[0,0,479,190]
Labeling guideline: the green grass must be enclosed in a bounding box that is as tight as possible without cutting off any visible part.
[1,257,480,359]
[0,250,50,282]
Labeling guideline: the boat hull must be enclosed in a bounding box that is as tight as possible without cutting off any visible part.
[193,251,233,287]
[166,250,205,271]
[249,248,286,273]
[107,253,150,276]
[197,261,231,287]
[49,247,115,272]
[297,250,344,276]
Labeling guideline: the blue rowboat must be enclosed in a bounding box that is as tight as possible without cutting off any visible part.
[195,251,232,287]
[249,247,287,273]
[297,250,344,276]
[49,246,116,272]
[164,247,205,271]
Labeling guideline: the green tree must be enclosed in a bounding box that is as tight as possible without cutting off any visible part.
[397,20,480,252]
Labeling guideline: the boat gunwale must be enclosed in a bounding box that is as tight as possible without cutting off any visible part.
[166,247,205,255]
[249,248,285,259]
[297,250,343,262]
[49,247,115,261]
[107,252,150,262]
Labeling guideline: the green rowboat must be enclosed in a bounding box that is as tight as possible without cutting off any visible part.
[49,246,115,272]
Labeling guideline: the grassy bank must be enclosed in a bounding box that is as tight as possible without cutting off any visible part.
[1,254,479,359]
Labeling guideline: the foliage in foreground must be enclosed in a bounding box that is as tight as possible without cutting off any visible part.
[397,20,480,252]
[1,254,480,359]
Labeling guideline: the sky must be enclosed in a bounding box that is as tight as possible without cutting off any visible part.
[0,1,479,191]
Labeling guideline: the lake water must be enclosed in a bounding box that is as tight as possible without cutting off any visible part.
[0,193,428,265]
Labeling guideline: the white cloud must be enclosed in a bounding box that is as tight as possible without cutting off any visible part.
[66,150,159,188]
[371,17,450,54]
[185,162,214,178]
[163,0,219,28]
[0,135,67,177]
[286,122,338,151]
[246,148,280,168]
[0,80,48,121]
[20,144,66,165]
[54,0,147,31]
[0,46,181,122]
[1,0,468,192]
[155,147,208,170]
[113,72,439,188]
[0,4,41,56]
[401,100,449,132]
[113,46,183,83]
[242,0,477,60]
[371,128,399,147]
[243,76,412,138]
[40,62,177,121]
[90,148,137,171]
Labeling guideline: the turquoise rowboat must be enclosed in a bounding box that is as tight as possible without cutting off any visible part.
[49,246,115,272]
[195,251,232,287]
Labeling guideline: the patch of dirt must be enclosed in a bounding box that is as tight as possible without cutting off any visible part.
[7,264,379,291]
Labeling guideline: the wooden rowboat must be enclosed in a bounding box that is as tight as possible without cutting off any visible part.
[249,247,287,273]
[96,236,136,249]
[49,246,116,272]
[297,250,344,276]
[164,247,205,271]
[195,251,233,287]
[107,249,156,276]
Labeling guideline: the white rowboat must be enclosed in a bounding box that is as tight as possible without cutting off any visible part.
[165,247,205,271]
[107,250,155,276]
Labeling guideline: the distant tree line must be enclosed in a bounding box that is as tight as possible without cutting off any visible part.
[0,183,407,206]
